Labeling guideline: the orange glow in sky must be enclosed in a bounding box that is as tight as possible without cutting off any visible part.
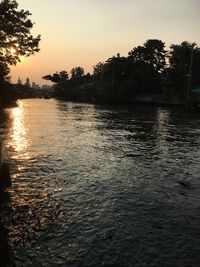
[10,0,200,86]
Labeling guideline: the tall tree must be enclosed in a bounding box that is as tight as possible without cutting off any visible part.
[99,54,127,83]
[144,39,167,73]
[128,39,167,73]
[169,41,196,70]
[128,46,146,64]
[168,41,200,92]
[93,62,104,81]
[0,0,41,81]
[70,67,84,79]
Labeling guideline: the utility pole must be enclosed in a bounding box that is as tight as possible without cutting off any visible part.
[187,45,195,108]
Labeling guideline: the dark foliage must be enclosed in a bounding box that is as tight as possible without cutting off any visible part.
[0,0,41,107]
[43,39,200,105]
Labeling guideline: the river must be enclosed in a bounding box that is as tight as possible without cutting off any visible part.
[1,99,200,267]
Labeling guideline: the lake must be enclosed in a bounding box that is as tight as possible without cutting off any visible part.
[1,99,200,267]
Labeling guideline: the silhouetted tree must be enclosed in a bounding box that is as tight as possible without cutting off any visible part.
[0,0,40,107]
[103,54,127,83]
[144,39,167,73]
[0,0,41,81]
[42,71,69,83]
[168,41,200,93]
[43,73,60,83]
[44,39,200,105]
[43,70,70,98]
[126,40,167,95]
[128,46,146,64]
[128,39,167,73]
[70,67,84,79]
[0,62,9,84]
[93,62,104,81]
[59,71,69,81]
[169,42,195,71]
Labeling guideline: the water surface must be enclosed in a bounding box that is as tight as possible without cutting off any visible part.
[1,99,200,267]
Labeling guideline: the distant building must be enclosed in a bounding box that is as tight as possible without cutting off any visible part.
[25,77,30,87]
[17,77,22,85]
[13,77,56,99]
[32,82,41,90]
[42,84,52,90]
[14,78,43,98]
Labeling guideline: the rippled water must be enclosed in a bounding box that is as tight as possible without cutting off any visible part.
[1,99,200,267]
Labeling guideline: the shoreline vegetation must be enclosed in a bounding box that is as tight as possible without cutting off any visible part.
[42,39,200,109]
[0,82,18,109]
[2,39,199,110]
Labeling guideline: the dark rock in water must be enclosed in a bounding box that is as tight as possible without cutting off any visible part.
[0,163,11,190]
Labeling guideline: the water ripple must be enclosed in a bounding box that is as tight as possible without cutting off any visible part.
[1,100,200,266]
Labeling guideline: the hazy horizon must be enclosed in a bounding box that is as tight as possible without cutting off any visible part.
[10,0,200,85]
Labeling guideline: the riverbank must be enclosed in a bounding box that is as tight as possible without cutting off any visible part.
[0,174,13,266]
[56,92,187,109]
[54,79,195,108]
[0,191,13,267]
[0,116,12,266]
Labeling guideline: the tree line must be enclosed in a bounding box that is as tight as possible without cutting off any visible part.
[43,40,200,104]
[1,1,200,106]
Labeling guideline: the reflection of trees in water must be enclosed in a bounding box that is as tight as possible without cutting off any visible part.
[95,104,200,155]
[94,104,158,141]
[56,102,159,150]
[56,100,96,126]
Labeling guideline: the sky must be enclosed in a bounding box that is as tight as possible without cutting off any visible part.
[10,0,200,85]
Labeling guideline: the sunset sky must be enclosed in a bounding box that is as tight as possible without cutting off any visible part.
[10,0,200,85]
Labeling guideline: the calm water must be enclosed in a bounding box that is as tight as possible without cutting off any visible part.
[1,99,200,267]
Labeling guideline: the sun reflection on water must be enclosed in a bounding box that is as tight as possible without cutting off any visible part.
[154,109,170,157]
[9,101,30,159]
